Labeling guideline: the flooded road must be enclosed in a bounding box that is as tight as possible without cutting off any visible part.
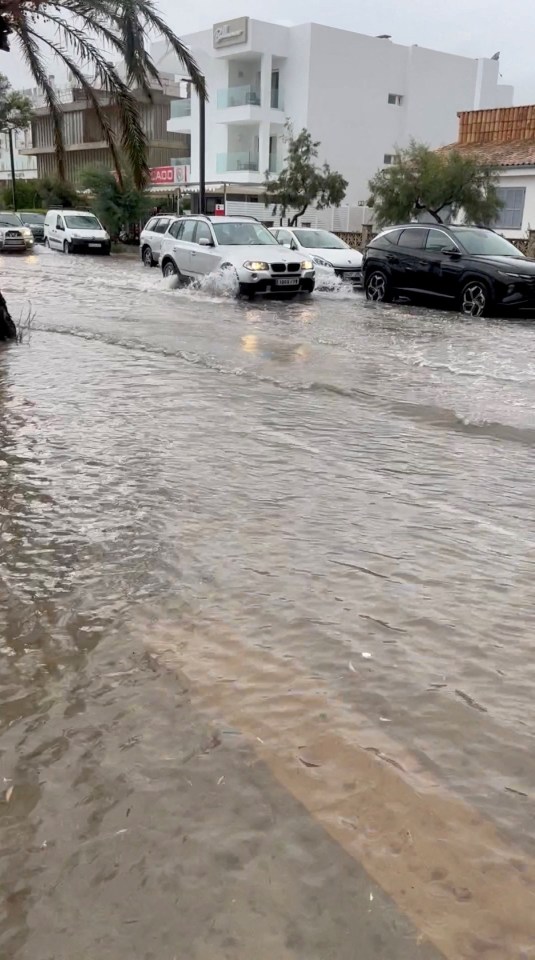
[2,247,535,959]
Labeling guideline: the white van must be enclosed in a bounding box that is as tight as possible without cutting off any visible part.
[44,209,111,255]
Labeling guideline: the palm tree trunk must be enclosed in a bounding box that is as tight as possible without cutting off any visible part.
[0,291,16,341]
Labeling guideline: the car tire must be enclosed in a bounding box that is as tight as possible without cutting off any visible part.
[63,240,72,255]
[365,269,392,303]
[142,245,154,268]
[162,258,185,285]
[44,238,49,248]
[459,279,492,319]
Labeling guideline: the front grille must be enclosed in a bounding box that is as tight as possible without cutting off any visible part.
[287,263,301,273]
[6,231,21,238]
[271,263,286,273]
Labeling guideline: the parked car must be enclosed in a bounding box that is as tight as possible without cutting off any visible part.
[140,214,179,266]
[160,216,315,298]
[44,210,111,255]
[18,211,45,243]
[271,226,362,286]
[0,212,34,253]
[363,223,535,317]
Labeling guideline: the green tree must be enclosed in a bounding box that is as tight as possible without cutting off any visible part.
[265,123,348,226]
[38,175,79,209]
[2,178,40,210]
[0,71,33,134]
[0,1,205,190]
[80,166,150,239]
[368,141,502,227]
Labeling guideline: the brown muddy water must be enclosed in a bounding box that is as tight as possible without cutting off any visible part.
[1,247,535,959]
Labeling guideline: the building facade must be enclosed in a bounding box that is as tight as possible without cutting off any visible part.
[154,17,514,224]
[20,76,190,183]
[443,105,535,241]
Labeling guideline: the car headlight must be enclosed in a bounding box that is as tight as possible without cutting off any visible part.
[301,260,314,270]
[498,270,532,281]
[312,255,333,268]
[22,227,33,238]
[243,260,269,271]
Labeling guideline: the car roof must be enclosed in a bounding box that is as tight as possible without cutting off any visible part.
[46,209,95,215]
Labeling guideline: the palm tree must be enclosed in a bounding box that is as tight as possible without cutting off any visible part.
[0,0,205,189]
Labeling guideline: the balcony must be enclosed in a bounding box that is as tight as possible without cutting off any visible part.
[216,151,259,173]
[217,85,261,109]
[170,99,191,118]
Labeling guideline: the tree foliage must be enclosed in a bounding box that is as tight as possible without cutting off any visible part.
[38,175,79,208]
[2,178,41,209]
[368,141,502,227]
[265,123,348,226]
[0,72,33,133]
[0,1,205,189]
[80,166,150,238]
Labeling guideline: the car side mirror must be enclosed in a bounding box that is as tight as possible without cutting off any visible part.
[280,241,291,248]
[198,237,214,247]
[442,246,460,257]
[58,224,65,231]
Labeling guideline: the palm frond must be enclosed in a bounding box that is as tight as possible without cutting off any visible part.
[14,14,66,179]
[23,21,126,187]
[130,0,207,98]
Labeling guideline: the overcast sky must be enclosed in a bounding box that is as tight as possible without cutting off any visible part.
[2,0,534,103]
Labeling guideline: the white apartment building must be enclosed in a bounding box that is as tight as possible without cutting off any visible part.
[153,17,513,226]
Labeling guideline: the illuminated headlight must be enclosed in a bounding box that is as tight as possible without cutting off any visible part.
[22,227,33,238]
[301,260,314,270]
[243,260,269,271]
[312,255,333,268]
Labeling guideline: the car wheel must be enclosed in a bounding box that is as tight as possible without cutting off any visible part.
[44,237,49,248]
[365,269,392,303]
[63,240,72,255]
[142,245,154,268]
[162,259,184,284]
[460,280,491,318]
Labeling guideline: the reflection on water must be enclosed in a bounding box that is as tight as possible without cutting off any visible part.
[2,249,535,957]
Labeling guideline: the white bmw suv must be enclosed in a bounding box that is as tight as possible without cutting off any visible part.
[159,215,315,297]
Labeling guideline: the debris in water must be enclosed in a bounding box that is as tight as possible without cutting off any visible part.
[505,786,528,798]
[369,892,374,902]
[455,689,487,713]
[256,736,264,744]
[217,776,225,786]
[299,756,321,768]
[379,717,392,723]
[348,661,357,673]
[361,652,372,659]
[5,786,13,803]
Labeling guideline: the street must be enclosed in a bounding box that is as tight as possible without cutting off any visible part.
[1,246,535,959]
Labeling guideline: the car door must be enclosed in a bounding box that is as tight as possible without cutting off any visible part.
[395,227,429,291]
[168,219,197,276]
[189,220,219,276]
[151,217,171,258]
[55,214,66,249]
[418,228,462,300]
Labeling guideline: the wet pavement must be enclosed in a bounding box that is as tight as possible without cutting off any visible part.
[1,247,535,959]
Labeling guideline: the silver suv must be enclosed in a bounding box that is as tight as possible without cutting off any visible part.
[159,215,315,298]
[140,214,179,267]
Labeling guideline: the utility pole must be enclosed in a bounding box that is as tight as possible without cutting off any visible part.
[198,80,206,215]
[8,128,17,211]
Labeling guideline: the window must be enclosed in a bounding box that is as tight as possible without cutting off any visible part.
[154,218,171,234]
[168,220,184,239]
[383,154,397,165]
[56,215,65,230]
[494,187,526,230]
[398,228,428,249]
[64,214,101,230]
[425,229,456,251]
[145,218,158,232]
[276,229,293,245]
[181,220,197,242]
[388,93,403,106]
[195,221,214,244]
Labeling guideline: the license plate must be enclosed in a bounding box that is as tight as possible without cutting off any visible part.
[275,277,299,287]
[89,243,101,248]
[341,272,360,281]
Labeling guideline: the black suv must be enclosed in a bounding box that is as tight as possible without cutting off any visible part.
[363,224,535,317]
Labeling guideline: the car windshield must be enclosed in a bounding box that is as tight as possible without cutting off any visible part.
[452,228,525,258]
[212,221,278,245]
[0,214,22,227]
[293,229,349,249]
[20,213,44,224]
[64,214,102,230]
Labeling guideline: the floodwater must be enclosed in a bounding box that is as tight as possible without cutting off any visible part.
[1,247,535,960]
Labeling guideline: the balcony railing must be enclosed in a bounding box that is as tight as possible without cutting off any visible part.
[217,85,261,109]
[170,99,191,118]
[216,151,260,173]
